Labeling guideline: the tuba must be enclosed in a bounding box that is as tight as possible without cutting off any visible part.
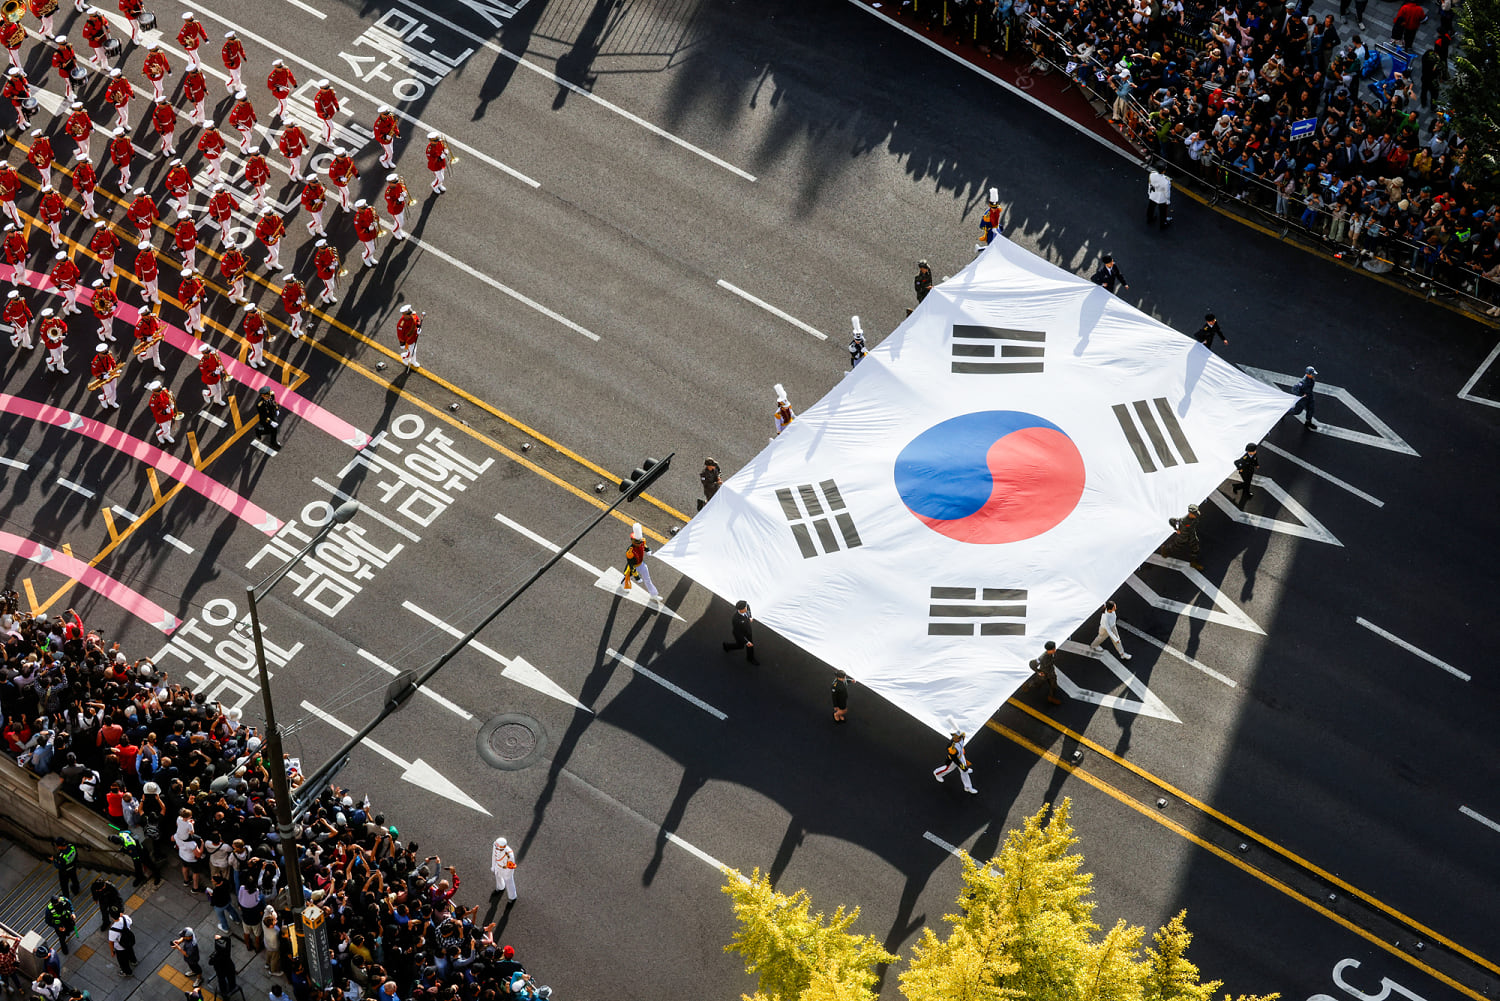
[1,0,23,23]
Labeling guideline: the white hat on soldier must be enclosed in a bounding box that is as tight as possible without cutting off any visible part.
[95,342,107,352]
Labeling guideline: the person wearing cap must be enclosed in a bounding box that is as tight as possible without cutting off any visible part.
[118,0,145,42]
[265,58,296,120]
[72,152,98,218]
[27,129,54,189]
[205,183,238,238]
[228,90,257,153]
[373,105,400,167]
[772,385,795,437]
[277,121,309,179]
[220,244,248,303]
[182,65,208,125]
[62,101,91,163]
[82,8,112,67]
[313,239,340,304]
[279,274,305,336]
[255,208,286,271]
[698,457,722,509]
[312,79,339,144]
[300,172,328,237]
[490,836,518,901]
[48,250,82,314]
[1192,312,1228,350]
[914,259,933,303]
[620,522,661,600]
[933,724,978,792]
[1089,600,1132,660]
[722,599,757,664]
[424,131,451,193]
[38,308,67,373]
[141,42,171,104]
[146,379,178,443]
[1167,504,1203,569]
[127,187,157,244]
[243,145,271,206]
[1232,442,1259,501]
[0,13,24,69]
[383,172,410,240]
[1090,252,1129,293]
[42,895,75,955]
[395,303,421,367]
[848,315,867,368]
[163,157,193,219]
[37,184,65,248]
[980,186,1003,244]
[221,30,245,93]
[5,288,34,348]
[1,67,31,131]
[105,70,133,130]
[1288,365,1319,429]
[0,161,20,228]
[353,198,379,265]
[88,222,118,282]
[172,927,204,985]
[179,267,207,332]
[328,145,358,211]
[1146,163,1172,230]
[107,127,135,191]
[242,302,266,368]
[134,240,160,307]
[133,306,164,370]
[1,223,27,285]
[197,122,226,182]
[52,36,81,103]
[254,386,282,449]
[91,341,121,407]
[1025,641,1063,705]
[91,279,118,341]
[151,98,178,156]
[50,838,81,897]
[177,12,208,70]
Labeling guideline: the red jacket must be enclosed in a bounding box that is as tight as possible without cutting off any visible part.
[221,37,245,69]
[64,109,92,141]
[72,161,97,194]
[141,50,170,82]
[91,350,117,377]
[208,189,238,222]
[178,18,208,50]
[152,102,177,135]
[164,164,192,198]
[174,219,197,252]
[183,69,207,104]
[88,227,117,259]
[313,246,338,280]
[244,154,270,187]
[92,287,118,318]
[198,352,224,385]
[105,76,132,107]
[127,195,157,229]
[27,137,53,170]
[255,214,285,246]
[396,313,421,345]
[38,190,64,224]
[2,231,26,264]
[49,259,80,289]
[108,136,133,167]
[383,181,408,216]
[229,99,256,131]
[425,139,449,173]
[4,296,32,327]
[300,180,327,213]
[220,248,247,281]
[179,274,205,305]
[280,280,304,314]
[134,247,158,281]
[267,64,296,98]
[148,388,176,423]
[197,128,225,159]
[1393,1,1424,30]
[373,111,399,144]
[243,308,264,341]
[278,125,308,159]
[353,207,379,241]
[39,315,66,348]
[313,87,339,120]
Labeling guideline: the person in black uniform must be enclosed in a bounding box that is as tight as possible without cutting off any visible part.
[1090,254,1129,293]
[914,260,933,303]
[1192,312,1228,350]
[723,600,759,664]
[1167,504,1203,569]
[51,838,81,897]
[255,387,283,450]
[1288,365,1318,429]
[43,897,75,955]
[830,670,849,723]
[1232,443,1259,501]
[697,457,722,511]
[1025,641,1063,705]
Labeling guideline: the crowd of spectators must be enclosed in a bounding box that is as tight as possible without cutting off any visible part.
[908,0,1500,307]
[0,596,553,999]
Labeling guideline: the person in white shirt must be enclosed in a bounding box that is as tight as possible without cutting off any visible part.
[491,836,518,902]
[1147,165,1172,230]
[1089,600,1132,659]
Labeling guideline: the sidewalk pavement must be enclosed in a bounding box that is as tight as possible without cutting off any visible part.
[0,838,282,1001]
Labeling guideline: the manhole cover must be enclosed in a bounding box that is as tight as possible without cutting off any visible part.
[477,713,547,771]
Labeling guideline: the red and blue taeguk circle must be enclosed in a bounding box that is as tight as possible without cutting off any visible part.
[894,411,1086,544]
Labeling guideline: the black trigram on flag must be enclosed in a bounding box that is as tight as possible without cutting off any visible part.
[950,324,1046,375]
[1112,398,1198,473]
[927,587,1027,636]
[776,480,863,559]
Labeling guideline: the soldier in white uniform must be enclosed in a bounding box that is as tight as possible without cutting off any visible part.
[772,384,795,437]
[1088,600,1131,659]
[933,723,977,794]
[490,836,517,901]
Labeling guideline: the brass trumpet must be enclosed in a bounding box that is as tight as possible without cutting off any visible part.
[85,365,121,392]
[1,0,24,24]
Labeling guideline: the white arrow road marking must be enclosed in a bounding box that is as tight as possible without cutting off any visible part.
[1127,554,1265,634]
[1117,622,1236,687]
[605,647,727,721]
[401,601,592,713]
[1240,366,1418,455]
[1206,476,1343,546]
[356,648,475,720]
[1355,617,1470,682]
[1460,805,1500,835]
[1254,441,1384,508]
[1054,641,1181,723]
[299,700,491,815]
[492,512,684,621]
[1457,340,1500,410]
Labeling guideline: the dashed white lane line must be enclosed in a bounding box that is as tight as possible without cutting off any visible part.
[389,0,757,183]
[277,0,326,18]
[251,439,278,456]
[1255,441,1385,508]
[161,534,195,555]
[198,410,228,428]
[923,830,963,858]
[1460,805,1500,835]
[56,477,95,499]
[492,512,683,620]
[606,647,727,721]
[110,505,140,522]
[355,647,474,720]
[1355,617,1470,682]
[1118,622,1237,688]
[185,2,541,189]
[716,280,828,340]
[312,477,421,543]
[0,456,28,471]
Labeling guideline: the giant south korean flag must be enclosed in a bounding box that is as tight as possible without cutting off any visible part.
[658,237,1292,736]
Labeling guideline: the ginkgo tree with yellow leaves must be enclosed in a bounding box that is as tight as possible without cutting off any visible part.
[722,799,1278,1001]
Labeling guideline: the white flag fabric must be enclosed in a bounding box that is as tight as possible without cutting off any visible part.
[658,237,1293,736]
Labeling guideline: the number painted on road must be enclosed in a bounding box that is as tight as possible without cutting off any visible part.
[1307,958,1431,1001]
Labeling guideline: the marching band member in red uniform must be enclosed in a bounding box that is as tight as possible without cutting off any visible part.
[2,224,28,285]
[197,344,226,406]
[37,185,65,248]
[118,0,145,44]
[277,122,309,180]
[243,146,271,207]
[352,199,379,267]
[163,158,193,219]
[182,67,207,125]
[89,219,117,279]
[312,79,339,145]
[48,250,82,314]
[220,30,245,93]
[146,379,178,443]
[91,341,121,409]
[27,129,54,189]
[126,187,157,245]
[134,307,164,370]
[299,173,328,237]
[90,279,117,342]
[134,240,159,305]
[151,98,178,156]
[197,121,226,182]
[327,146,356,211]
[425,132,450,194]
[63,101,91,163]
[39,308,68,373]
[373,106,399,168]
[220,244,248,303]
[255,209,285,271]
[104,68,132,129]
[29,0,58,38]
[107,126,134,190]
[279,274,305,337]
[2,16,27,70]
[174,215,199,273]
[312,240,339,304]
[5,289,33,347]
[266,59,295,120]
[2,67,32,131]
[178,267,206,332]
[395,303,421,368]
[71,153,97,218]
[0,161,19,227]
[206,183,238,240]
[228,90,256,153]
[241,301,266,368]
[383,173,409,241]
[51,37,81,103]
[177,13,208,71]
[141,41,170,103]
[82,9,111,68]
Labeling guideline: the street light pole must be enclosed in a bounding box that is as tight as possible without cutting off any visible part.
[246,500,359,965]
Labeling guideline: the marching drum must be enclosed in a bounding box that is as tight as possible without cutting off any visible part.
[136,9,155,29]
[101,35,120,56]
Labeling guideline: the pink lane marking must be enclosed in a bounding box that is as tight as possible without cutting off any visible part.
[24,270,370,450]
[0,393,282,535]
[0,530,180,633]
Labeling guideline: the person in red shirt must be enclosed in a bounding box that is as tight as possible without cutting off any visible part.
[220,30,245,94]
[197,344,227,406]
[5,289,33,348]
[29,0,57,36]
[0,161,18,227]
[280,275,305,337]
[205,183,238,242]
[277,122,309,180]
[118,0,145,44]
[196,123,226,182]
[51,35,82,103]
[255,210,285,271]
[373,106,400,168]
[62,100,91,163]
[2,17,26,71]
[313,80,339,144]
[82,9,112,68]
[312,239,339,304]
[104,68,132,129]
[134,240,160,306]
[299,173,328,237]
[383,172,409,241]
[241,302,266,368]
[90,279,118,343]
[145,379,177,444]
[243,146,270,206]
[2,223,28,285]
[140,41,170,103]
[48,250,82,315]
[151,99,177,156]
[27,129,54,189]
[70,152,97,219]
[91,341,121,409]
[173,215,198,273]
[177,13,208,71]
[88,219,117,280]
[353,199,379,267]
[220,245,247,303]
[126,188,156,245]
[395,304,421,368]
[182,67,207,125]
[133,306,164,370]
[108,127,134,191]
[37,185,65,248]
[38,307,67,373]
[228,91,256,153]
[163,158,193,219]
[2,67,31,131]
[266,58,296,120]
[178,267,205,332]
[425,132,451,194]
[327,147,357,211]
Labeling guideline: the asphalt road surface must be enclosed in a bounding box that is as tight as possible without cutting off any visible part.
[2,0,1498,999]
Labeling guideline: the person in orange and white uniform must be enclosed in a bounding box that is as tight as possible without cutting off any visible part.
[621,523,660,600]
[266,59,295,120]
[178,267,205,333]
[71,152,97,218]
[140,42,170,104]
[312,240,339,304]
[151,98,177,156]
[173,215,199,273]
[119,0,145,44]
[2,16,26,70]
[37,185,65,248]
[2,68,33,131]
[91,341,121,409]
[81,9,111,68]
[197,122,226,182]
[219,244,247,303]
[27,130,55,189]
[2,224,28,285]
[104,69,132,130]
[133,307,164,370]
[352,199,379,267]
[38,308,67,373]
[277,122,308,180]
[48,251,82,315]
[197,344,227,406]
[228,91,256,153]
[327,147,356,211]
[220,31,245,94]
[89,279,117,341]
[182,67,207,125]
[126,188,156,245]
[88,219,117,278]
[241,302,266,368]
[163,158,192,219]
[63,101,91,163]
[51,35,81,103]
[30,0,58,35]
[255,210,285,271]
[107,127,134,191]
[5,289,33,348]
[0,161,20,227]
[772,385,795,437]
[205,184,238,240]
[425,132,450,194]
[134,240,159,306]
[395,304,421,368]
[299,173,327,237]
[243,146,271,207]
[146,380,177,443]
[177,13,208,71]
[373,106,399,168]
[312,79,339,145]
[279,275,305,337]
[383,173,409,241]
